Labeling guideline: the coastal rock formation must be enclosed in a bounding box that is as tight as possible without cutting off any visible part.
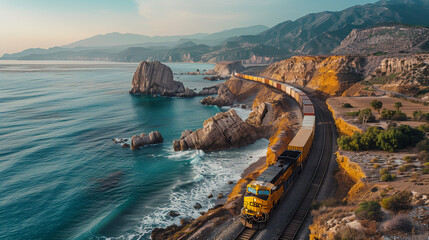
[173,110,259,151]
[332,25,429,55]
[129,61,196,97]
[260,55,366,95]
[131,131,163,150]
[214,61,245,78]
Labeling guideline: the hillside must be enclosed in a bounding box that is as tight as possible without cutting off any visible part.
[333,24,429,55]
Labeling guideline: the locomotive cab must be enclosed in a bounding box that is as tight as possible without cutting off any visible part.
[241,180,275,226]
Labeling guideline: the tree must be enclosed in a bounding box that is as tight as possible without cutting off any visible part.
[370,100,383,113]
[394,102,403,111]
[413,110,423,121]
[358,108,375,124]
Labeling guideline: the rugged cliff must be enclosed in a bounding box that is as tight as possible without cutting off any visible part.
[213,61,245,78]
[333,24,429,55]
[172,110,260,151]
[260,56,366,95]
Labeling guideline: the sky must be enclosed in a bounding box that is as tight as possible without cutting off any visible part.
[0,0,378,56]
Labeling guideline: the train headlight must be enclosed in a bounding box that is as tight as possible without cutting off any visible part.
[253,198,256,202]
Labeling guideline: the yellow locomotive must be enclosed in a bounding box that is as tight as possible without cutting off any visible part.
[241,150,302,228]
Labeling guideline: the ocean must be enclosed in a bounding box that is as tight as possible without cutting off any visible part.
[0,60,269,240]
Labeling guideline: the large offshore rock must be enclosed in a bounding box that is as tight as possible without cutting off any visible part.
[130,61,195,97]
[173,110,259,151]
[131,131,163,150]
[214,61,245,78]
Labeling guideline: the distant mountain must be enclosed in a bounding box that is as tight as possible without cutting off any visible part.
[206,0,429,61]
[1,25,268,60]
[332,24,429,55]
[61,25,268,48]
[3,0,429,62]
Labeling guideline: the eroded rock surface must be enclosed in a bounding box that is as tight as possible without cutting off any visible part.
[131,131,163,150]
[173,110,259,151]
[214,61,245,78]
[129,61,196,97]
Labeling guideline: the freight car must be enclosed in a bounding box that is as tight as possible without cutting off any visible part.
[233,72,316,229]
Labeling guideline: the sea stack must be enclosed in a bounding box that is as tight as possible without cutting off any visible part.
[129,61,196,97]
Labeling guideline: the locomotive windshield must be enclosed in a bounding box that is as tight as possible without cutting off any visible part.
[248,187,257,195]
[258,190,270,195]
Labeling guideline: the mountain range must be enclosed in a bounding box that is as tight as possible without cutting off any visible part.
[2,0,429,63]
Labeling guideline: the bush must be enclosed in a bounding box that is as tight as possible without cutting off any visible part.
[337,125,424,152]
[381,191,412,212]
[346,111,359,117]
[334,226,366,240]
[423,168,429,174]
[354,201,382,221]
[382,215,413,233]
[379,168,389,175]
[417,139,429,151]
[380,173,396,181]
[417,124,429,133]
[370,157,378,163]
[381,109,407,121]
[342,103,353,108]
[373,163,381,169]
[370,100,383,113]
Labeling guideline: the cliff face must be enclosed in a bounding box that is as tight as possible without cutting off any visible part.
[214,61,245,78]
[129,61,196,97]
[366,54,429,96]
[333,25,429,55]
[261,56,366,95]
[172,110,259,151]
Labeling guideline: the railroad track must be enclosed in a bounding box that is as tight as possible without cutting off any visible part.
[276,101,333,240]
[233,227,257,240]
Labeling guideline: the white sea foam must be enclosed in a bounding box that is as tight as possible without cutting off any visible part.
[131,139,269,239]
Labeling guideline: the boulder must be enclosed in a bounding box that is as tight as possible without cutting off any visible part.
[129,61,196,97]
[193,202,202,209]
[173,110,259,151]
[198,85,220,95]
[214,61,245,78]
[200,84,235,106]
[168,211,180,217]
[131,131,163,150]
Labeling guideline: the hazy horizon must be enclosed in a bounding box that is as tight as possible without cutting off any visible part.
[0,0,377,56]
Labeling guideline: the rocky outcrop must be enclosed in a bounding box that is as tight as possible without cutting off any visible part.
[201,83,235,106]
[214,61,245,78]
[333,25,429,55]
[366,54,428,96]
[131,131,163,150]
[242,55,275,64]
[260,56,366,96]
[173,110,259,151]
[129,61,196,97]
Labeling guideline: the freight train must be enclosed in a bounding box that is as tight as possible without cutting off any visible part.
[233,72,316,229]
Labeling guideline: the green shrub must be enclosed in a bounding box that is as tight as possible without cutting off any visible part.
[346,111,359,117]
[381,190,412,212]
[354,201,382,221]
[342,103,353,108]
[381,109,407,121]
[417,124,429,133]
[337,125,424,152]
[417,139,429,151]
[422,168,429,174]
[381,173,396,181]
[379,168,389,175]
[370,100,383,113]
[373,163,381,169]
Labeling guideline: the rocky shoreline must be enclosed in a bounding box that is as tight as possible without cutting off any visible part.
[150,75,302,240]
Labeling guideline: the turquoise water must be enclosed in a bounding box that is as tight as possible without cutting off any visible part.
[0,61,268,240]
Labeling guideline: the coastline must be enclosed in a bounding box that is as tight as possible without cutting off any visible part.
[150,77,302,240]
